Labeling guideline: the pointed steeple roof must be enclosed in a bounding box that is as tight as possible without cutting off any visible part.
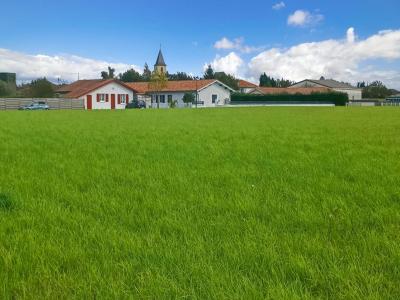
[155,49,166,66]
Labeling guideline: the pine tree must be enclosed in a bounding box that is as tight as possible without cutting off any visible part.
[142,63,152,81]
[204,65,215,79]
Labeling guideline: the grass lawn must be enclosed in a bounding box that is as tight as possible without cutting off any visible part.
[0,107,399,299]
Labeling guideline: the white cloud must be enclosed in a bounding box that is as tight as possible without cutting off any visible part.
[205,52,244,77]
[214,37,236,50]
[346,27,356,43]
[272,1,285,10]
[214,37,261,54]
[247,28,400,88]
[0,48,141,83]
[287,10,324,27]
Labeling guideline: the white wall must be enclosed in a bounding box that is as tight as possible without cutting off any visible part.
[198,82,231,107]
[80,82,135,110]
[148,82,232,108]
[290,80,362,100]
[240,87,255,94]
[334,88,362,100]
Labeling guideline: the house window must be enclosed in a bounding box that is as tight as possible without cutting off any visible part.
[160,95,166,103]
[212,94,218,104]
[119,94,126,104]
[99,94,107,102]
[152,95,158,103]
[168,95,172,102]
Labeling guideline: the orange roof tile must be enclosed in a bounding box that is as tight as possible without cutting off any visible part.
[126,79,223,94]
[56,79,138,98]
[238,80,258,88]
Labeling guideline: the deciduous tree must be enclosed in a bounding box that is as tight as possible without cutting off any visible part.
[148,71,168,108]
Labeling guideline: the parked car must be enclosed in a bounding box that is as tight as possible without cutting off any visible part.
[126,100,146,109]
[19,101,50,110]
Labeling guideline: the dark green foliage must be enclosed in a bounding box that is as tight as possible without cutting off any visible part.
[101,66,115,79]
[362,81,392,99]
[142,63,152,81]
[28,78,55,98]
[182,92,195,105]
[203,64,215,79]
[168,72,193,81]
[231,92,349,106]
[259,73,295,87]
[119,69,143,82]
[214,72,239,90]
[202,66,238,90]
[357,81,366,88]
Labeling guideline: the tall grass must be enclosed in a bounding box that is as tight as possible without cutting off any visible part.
[0,107,399,299]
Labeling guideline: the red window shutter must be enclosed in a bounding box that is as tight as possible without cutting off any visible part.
[106,94,109,102]
[126,94,129,103]
[96,94,100,102]
[117,94,121,104]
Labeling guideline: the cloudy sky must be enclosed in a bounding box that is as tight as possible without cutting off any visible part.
[1,0,399,88]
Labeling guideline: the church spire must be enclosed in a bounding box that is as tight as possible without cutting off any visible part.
[155,49,166,67]
[154,48,167,74]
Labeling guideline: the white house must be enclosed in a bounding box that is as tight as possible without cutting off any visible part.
[126,79,234,108]
[290,78,362,100]
[57,79,137,110]
[238,80,258,94]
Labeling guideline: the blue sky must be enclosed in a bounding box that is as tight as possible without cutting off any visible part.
[1,0,400,87]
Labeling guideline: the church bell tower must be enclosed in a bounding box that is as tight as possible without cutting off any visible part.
[154,49,167,74]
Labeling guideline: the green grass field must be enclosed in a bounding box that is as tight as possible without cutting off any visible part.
[0,107,399,299]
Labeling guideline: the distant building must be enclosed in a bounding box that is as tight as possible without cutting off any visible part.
[238,80,258,93]
[249,87,330,95]
[0,72,17,92]
[290,79,362,100]
[386,94,400,103]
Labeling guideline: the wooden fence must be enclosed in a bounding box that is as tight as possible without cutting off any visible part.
[0,98,84,110]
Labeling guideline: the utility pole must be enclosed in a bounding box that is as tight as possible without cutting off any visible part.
[195,77,198,108]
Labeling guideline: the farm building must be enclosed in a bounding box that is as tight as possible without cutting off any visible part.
[290,78,362,100]
[56,79,137,110]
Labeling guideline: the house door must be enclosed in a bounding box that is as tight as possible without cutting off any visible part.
[87,95,92,110]
[111,94,116,109]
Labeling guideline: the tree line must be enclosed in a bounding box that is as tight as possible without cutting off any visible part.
[357,81,398,99]
[0,78,55,98]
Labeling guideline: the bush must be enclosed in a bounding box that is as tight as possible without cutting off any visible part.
[231,92,349,106]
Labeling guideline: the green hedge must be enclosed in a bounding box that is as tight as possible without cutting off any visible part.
[231,92,348,106]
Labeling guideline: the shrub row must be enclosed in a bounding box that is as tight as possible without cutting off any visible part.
[231,92,349,106]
